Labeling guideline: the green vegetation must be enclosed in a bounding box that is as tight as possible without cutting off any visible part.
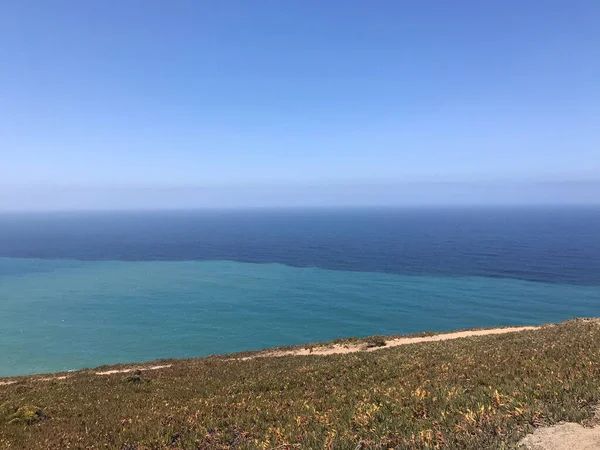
[1,319,600,449]
[123,370,150,385]
[1,405,48,426]
[365,335,387,348]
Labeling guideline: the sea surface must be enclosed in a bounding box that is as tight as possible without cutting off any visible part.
[1,207,599,377]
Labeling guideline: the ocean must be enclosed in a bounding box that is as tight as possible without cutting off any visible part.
[1,207,599,377]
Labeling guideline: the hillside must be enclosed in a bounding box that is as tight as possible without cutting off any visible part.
[1,319,600,449]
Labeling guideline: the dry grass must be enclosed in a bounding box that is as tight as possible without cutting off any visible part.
[1,319,600,449]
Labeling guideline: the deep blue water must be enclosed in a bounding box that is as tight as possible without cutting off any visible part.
[0,207,599,376]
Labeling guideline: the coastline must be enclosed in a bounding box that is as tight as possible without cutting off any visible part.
[0,321,552,384]
[2,318,599,449]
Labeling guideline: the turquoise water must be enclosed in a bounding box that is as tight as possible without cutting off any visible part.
[1,257,599,377]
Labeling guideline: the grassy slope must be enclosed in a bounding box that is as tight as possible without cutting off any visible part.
[1,320,599,449]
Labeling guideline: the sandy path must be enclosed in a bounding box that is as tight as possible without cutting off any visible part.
[0,326,539,385]
[95,364,172,375]
[519,407,600,449]
[0,365,172,385]
[519,422,600,450]
[240,325,539,360]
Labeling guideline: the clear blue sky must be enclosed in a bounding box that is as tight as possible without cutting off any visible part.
[1,0,599,209]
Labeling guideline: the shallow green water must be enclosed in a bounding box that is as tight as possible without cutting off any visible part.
[1,258,598,376]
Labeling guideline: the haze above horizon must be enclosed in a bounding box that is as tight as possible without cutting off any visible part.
[2,1,599,209]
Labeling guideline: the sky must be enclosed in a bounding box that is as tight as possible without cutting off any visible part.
[1,0,599,209]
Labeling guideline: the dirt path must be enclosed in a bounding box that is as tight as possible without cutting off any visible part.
[0,365,172,385]
[519,422,600,449]
[240,325,539,360]
[0,326,540,385]
[95,364,172,376]
[519,407,600,449]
